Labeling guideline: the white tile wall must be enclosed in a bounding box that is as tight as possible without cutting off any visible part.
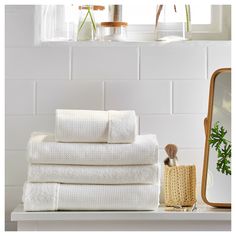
[5,6,231,231]
[173,80,210,114]
[5,7,34,47]
[37,81,104,114]
[208,43,231,78]
[5,115,54,150]
[140,115,206,148]
[5,80,35,115]
[5,150,27,186]
[6,48,70,79]
[105,81,171,113]
[140,45,207,80]
[72,47,139,80]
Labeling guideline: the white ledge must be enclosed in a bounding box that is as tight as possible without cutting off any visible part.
[35,40,231,48]
[11,204,231,222]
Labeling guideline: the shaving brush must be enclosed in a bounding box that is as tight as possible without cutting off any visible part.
[164,144,178,167]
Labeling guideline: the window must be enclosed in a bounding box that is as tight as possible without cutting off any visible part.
[37,4,230,42]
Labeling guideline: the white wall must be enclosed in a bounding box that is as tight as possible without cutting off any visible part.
[5,6,231,231]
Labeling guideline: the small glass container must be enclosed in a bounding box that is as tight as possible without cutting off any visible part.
[77,5,105,41]
[100,22,128,41]
[155,5,191,41]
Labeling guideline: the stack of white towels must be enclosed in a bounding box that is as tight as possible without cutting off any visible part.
[23,110,160,211]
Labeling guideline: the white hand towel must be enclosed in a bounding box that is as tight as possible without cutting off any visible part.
[28,164,160,184]
[55,109,137,143]
[23,183,160,211]
[28,133,158,165]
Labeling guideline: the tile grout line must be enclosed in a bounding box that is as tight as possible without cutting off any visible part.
[69,46,72,80]
[33,81,37,115]
[170,81,173,115]
[138,46,141,80]
[103,81,106,110]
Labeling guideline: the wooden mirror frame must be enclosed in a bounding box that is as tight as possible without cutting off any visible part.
[201,68,231,208]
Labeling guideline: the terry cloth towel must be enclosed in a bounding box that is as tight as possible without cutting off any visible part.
[27,133,158,165]
[28,164,160,184]
[23,183,160,211]
[55,109,137,143]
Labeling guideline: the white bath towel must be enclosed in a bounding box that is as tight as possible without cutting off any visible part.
[55,109,137,143]
[28,164,160,184]
[23,183,160,211]
[28,133,158,165]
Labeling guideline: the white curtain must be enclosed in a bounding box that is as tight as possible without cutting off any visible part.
[41,5,78,41]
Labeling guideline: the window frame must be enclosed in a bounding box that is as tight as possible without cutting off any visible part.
[126,6,228,40]
[35,5,230,44]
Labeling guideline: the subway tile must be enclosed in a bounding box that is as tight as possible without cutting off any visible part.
[173,80,210,114]
[5,115,54,150]
[5,80,35,115]
[5,48,70,79]
[37,81,103,114]
[72,47,138,80]
[105,81,171,114]
[208,44,231,79]
[5,186,23,222]
[5,9,35,47]
[5,150,27,186]
[140,115,206,148]
[140,45,207,79]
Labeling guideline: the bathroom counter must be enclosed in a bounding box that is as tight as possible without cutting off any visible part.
[11,204,231,231]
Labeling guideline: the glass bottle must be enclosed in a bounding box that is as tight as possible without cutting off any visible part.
[155,5,191,41]
[77,5,105,41]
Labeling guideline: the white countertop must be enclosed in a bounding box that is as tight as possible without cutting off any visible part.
[11,204,231,222]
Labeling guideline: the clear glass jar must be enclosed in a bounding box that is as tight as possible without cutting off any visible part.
[100,22,128,41]
[77,5,105,41]
[155,5,191,41]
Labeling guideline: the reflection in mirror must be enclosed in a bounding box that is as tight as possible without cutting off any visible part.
[202,68,231,208]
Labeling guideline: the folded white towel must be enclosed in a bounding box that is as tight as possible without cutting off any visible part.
[55,109,137,143]
[28,164,160,184]
[28,133,158,165]
[23,183,160,211]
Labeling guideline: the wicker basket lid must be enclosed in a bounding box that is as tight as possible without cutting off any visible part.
[79,5,105,11]
[101,21,128,27]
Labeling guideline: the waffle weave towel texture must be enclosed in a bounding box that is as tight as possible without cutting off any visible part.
[55,109,137,143]
[23,109,160,211]
[27,132,158,165]
[23,183,160,211]
[28,164,160,184]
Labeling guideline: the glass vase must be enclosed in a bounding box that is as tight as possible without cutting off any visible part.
[77,5,96,41]
[155,5,191,41]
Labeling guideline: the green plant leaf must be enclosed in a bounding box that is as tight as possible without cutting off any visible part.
[209,121,231,175]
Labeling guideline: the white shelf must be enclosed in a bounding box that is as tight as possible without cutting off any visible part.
[11,204,231,222]
[38,40,231,48]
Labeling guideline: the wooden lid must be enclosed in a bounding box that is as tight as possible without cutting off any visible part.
[101,22,128,27]
[79,5,105,11]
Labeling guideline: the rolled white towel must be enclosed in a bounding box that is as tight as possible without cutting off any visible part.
[23,183,160,211]
[27,132,158,165]
[28,164,160,184]
[55,109,137,143]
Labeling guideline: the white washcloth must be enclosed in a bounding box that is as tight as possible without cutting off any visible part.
[55,109,137,143]
[28,133,158,165]
[28,164,160,184]
[23,183,160,211]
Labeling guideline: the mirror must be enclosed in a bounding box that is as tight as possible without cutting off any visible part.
[202,68,231,208]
